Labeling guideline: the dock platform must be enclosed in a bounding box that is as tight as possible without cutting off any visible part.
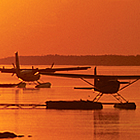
[0,103,46,109]
[46,100,103,110]
[0,101,136,109]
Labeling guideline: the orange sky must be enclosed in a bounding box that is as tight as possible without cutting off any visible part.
[0,0,140,58]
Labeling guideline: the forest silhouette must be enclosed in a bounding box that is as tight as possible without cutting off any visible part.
[0,55,140,66]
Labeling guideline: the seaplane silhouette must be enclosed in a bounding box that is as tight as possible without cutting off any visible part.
[41,67,140,109]
[0,52,90,88]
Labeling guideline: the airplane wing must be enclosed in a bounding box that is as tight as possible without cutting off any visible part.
[38,66,91,73]
[0,66,91,74]
[40,72,140,80]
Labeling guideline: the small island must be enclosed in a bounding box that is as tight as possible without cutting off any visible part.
[0,132,24,139]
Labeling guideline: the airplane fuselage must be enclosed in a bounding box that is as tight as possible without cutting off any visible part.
[16,70,40,81]
[94,78,120,93]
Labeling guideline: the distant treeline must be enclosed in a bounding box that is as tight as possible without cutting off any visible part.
[0,55,140,66]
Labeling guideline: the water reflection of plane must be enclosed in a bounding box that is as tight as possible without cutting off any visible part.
[0,52,90,88]
[94,110,119,140]
[41,67,140,109]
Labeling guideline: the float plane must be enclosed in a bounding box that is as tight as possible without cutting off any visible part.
[41,67,140,109]
[0,52,90,88]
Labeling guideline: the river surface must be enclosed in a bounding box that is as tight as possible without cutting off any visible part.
[0,65,140,140]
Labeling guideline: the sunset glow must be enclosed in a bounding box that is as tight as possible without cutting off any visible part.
[0,0,140,58]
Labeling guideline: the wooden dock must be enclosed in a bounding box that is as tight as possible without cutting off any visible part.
[0,103,46,109]
[0,102,136,109]
[0,102,120,109]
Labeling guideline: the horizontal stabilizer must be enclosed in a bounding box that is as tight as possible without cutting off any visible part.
[74,87,94,90]
[0,68,16,73]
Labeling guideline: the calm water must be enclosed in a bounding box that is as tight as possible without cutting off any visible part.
[0,65,140,140]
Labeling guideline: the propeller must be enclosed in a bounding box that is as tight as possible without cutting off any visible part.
[12,63,16,68]
[11,63,16,76]
[51,63,54,69]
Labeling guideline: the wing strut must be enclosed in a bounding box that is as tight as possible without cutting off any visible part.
[119,79,139,91]
[93,93,103,102]
[111,79,139,103]
[112,93,128,103]
[80,78,94,86]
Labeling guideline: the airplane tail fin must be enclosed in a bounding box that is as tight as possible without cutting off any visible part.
[94,67,97,86]
[15,52,20,73]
